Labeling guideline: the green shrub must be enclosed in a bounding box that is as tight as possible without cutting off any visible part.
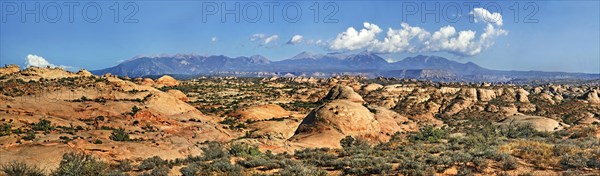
[138,156,165,171]
[229,143,261,157]
[499,155,518,170]
[116,160,132,172]
[279,163,327,176]
[0,122,11,136]
[338,156,392,175]
[109,128,130,141]
[499,122,538,139]
[560,152,588,169]
[52,152,108,176]
[294,148,337,167]
[0,161,45,176]
[180,158,241,175]
[202,142,229,161]
[32,119,53,132]
[149,166,169,176]
[409,126,448,143]
[22,131,35,141]
[340,136,355,149]
[130,106,141,115]
[397,158,433,176]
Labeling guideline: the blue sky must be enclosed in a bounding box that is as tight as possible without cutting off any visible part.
[1,1,599,73]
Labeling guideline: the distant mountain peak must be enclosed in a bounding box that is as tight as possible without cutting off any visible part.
[291,51,321,60]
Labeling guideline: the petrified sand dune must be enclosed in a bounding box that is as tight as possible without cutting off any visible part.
[0,67,231,170]
[290,85,416,148]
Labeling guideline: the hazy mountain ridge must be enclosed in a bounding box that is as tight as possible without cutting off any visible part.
[92,52,600,82]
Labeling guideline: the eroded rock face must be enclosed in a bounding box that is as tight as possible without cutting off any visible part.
[155,75,179,86]
[582,89,600,104]
[516,88,530,102]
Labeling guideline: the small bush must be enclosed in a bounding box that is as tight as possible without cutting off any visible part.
[116,160,133,172]
[109,128,130,141]
[500,155,518,170]
[180,158,241,175]
[279,163,327,176]
[22,131,35,141]
[32,119,53,132]
[229,143,261,157]
[410,126,448,143]
[560,152,588,169]
[202,142,229,161]
[0,122,11,136]
[0,161,45,176]
[150,166,169,176]
[52,152,108,176]
[138,156,165,171]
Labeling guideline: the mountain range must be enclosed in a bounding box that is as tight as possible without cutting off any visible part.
[92,51,600,82]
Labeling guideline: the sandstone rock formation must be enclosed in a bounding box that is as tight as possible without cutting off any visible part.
[0,64,20,75]
[231,104,291,121]
[498,115,564,132]
[582,89,600,104]
[290,85,416,148]
[155,75,179,87]
[166,89,189,102]
[362,83,383,92]
[76,69,93,77]
[322,85,365,103]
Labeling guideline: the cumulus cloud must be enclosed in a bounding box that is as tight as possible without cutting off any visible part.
[250,33,279,44]
[24,54,73,69]
[328,8,508,56]
[25,54,53,67]
[330,22,382,50]
[471,7,503,26]
[287,35,304,45]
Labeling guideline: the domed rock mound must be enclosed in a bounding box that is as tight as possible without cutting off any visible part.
[290,85,414,148]
[155,75,179,87]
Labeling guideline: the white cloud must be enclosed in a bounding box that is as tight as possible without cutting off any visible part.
[264,35,279,44]
[330,22,382,50]
[211,37,218,42]
[328,8,508,56]
[25,54,53,67]
[25,54,73,69]
[287,35,304,45]
[470,7,503,26]
[250,34,266,41]
[250,33,279,45]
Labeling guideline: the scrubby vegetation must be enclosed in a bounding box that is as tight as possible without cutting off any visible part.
[3,121,598,175]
